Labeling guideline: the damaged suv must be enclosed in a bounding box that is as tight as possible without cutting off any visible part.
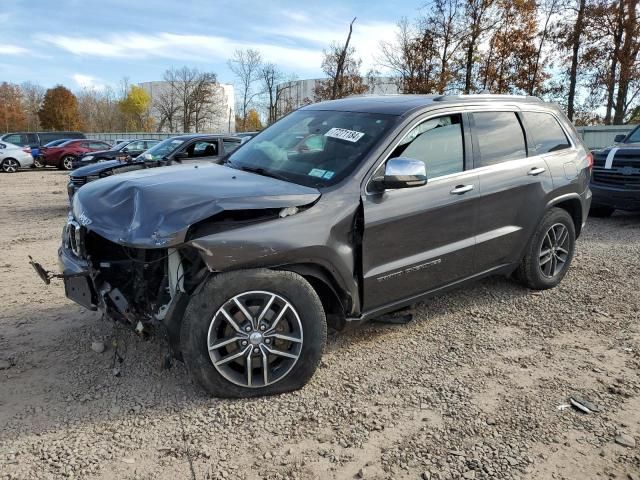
[49,95,591,397]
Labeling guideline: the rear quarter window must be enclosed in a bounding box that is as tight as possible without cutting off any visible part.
[522,111,571,154]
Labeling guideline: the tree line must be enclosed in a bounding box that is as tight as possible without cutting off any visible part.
[0,67,228,134]
[1,0,637,134]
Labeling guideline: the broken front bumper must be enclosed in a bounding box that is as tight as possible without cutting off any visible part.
[58,245,97,310]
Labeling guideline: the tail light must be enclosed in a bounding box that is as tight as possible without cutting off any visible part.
[22,147,31,154]
[587,152,593,170]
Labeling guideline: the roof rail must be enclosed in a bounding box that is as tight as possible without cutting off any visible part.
[433,94,542,103]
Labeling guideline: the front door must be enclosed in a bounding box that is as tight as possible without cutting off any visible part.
[361,113,478,312]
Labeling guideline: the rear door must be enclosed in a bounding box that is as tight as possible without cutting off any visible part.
[470,111,554,272]
[361,112,479,311]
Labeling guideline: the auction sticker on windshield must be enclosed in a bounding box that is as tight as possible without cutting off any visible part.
[324,128,365,143]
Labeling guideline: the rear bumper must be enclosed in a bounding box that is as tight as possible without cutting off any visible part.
[590,182,640,211]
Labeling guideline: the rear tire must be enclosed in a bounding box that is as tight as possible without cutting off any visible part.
[1,158,20,173]
[589,206,615,217]
[515,208,576,290]
[33,156,45,168]
[61,156,75,170]
[180,269,327,398]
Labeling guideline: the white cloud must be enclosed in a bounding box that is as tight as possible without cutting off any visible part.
[38,32,324,71]
[72,73,106,91]
[0,44,30,55]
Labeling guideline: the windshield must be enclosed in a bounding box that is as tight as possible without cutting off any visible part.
[626,127,640,143]
[226,110,397,187]
[112,141,128,151]
[142,138,185,160]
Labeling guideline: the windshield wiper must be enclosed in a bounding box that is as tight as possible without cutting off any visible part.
[235,165,291,183]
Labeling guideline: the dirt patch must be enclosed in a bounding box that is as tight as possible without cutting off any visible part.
[1,170,639,479]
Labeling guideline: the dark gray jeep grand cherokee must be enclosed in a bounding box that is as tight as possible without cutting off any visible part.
[56,94,591,397]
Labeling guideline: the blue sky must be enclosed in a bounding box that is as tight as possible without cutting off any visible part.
[0,0,422,91]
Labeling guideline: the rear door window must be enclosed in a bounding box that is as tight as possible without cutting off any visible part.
[472,112,527,167]
[521,112,571,154]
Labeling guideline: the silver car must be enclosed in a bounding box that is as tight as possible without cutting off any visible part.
[0,141,34,173]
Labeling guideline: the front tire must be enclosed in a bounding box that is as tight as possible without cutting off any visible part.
[1,158,20,173]
[515,208,576,290]
[180,269,327,398]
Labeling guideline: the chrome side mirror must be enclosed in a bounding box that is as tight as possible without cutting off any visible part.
[372,157,427,191]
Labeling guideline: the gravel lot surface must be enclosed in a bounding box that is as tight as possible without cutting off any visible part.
[1,170,639,480]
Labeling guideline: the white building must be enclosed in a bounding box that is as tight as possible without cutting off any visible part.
[276,77,400,113]
[138,81,235,134]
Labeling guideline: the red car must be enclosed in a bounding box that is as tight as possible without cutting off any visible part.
[41,140,112,170]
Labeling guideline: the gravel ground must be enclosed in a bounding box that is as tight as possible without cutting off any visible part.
[1,169,639,480]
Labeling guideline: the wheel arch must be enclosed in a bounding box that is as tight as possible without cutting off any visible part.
[277,263,348,331]
[546,194,583,237]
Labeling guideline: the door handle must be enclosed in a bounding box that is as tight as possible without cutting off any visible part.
[528,167,546,176]
[450,184,474,195]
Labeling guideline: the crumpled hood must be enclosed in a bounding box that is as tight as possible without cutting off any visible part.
[72,163,321,248]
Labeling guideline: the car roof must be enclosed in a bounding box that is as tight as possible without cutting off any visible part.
[301,94,545,116]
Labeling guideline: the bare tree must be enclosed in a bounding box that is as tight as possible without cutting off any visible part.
[378,18,441,93]
[461,0,498,93]
[155,67,220,133]
[228,49,263,131]
[261,63,295,125]
[315,18,370,100]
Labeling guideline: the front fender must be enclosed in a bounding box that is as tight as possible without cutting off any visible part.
[188,195,360,314]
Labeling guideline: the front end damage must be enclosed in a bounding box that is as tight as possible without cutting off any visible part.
[41,163,330,355]
[58,220,208,348]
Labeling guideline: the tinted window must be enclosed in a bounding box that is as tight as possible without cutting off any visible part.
[89,142,109,149]
[223,139,241,153]
[189,141,218,158]
[126,141,146,151]
[145,140,160,149]
[522,112,570,153]
[389,114,464,178]
[473,112,526,167]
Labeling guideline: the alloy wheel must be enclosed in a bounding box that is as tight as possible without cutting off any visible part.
[34,157,45,168]
[539,223,570,278]
[63,157,74,170]
[1,159,19,173]
[207,290,303,388]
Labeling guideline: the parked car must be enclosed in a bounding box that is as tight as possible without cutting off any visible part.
[41,139,112,170]
[0,132,86,162]
[44,94,591,398]
[73,139,161,168]
[67,134,242,198]
[590,124,640,216]
[33,139,73,167]
[0,141,34,172]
